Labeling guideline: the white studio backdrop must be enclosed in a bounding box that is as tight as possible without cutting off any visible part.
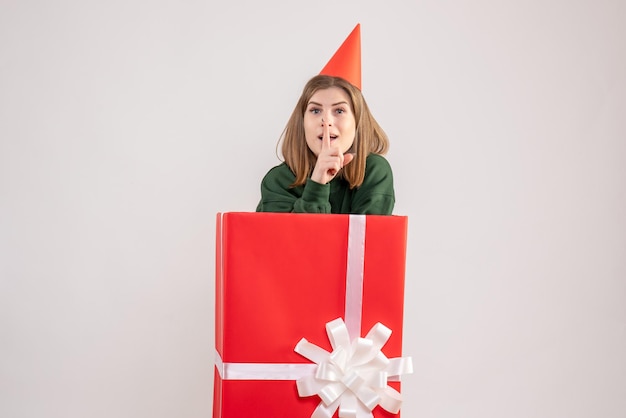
[1,1,625,417]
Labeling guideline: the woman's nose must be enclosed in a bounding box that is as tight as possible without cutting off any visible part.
[321,115,332,126]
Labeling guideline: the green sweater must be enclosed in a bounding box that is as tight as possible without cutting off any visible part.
[256,154,395,215]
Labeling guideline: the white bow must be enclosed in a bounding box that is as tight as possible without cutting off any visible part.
[294,318,413,418]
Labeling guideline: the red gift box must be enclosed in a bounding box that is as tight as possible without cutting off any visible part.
[213,212,411,418]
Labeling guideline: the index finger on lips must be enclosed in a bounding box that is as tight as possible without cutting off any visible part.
[322,120,331,151]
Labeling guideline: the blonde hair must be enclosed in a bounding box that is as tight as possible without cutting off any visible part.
[280,75,389,188]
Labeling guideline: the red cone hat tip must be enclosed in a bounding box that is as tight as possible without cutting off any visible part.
[320,24,361,90]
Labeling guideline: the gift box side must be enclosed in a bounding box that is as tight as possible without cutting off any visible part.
[215,213,224,359]
[363,216,407,418]
[214,379,401,418]
[361,215,408,358]
[213,214,222,418]
[212,367,223,418]
[217,379,320,417]
[220,212,350,363]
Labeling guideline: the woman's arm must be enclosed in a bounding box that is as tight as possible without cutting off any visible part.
[256,164,332,213]
[350,154,395,215]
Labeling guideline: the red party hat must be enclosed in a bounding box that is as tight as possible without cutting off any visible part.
[319,24,361,90]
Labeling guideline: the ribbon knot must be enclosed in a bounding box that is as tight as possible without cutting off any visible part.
[295,318,413,418]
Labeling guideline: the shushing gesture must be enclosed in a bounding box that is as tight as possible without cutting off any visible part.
[311,121,354,184]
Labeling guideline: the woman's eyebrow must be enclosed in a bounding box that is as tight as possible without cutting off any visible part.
[307,101,349,106]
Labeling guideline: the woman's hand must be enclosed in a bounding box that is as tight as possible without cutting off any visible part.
[311,121,354,184]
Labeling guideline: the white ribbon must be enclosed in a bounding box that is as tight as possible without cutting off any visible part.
[215,350,317,380]
[294,318,413,418]
[344,215,366,340]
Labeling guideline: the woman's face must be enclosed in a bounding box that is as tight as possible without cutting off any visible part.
[303,87,356,156]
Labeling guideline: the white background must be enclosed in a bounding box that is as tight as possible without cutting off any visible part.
[1,1,625,417]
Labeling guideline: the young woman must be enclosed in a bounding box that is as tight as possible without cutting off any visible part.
[256,75,394,215]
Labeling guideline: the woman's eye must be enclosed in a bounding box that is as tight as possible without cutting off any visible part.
[335,108,345,114]
[310,108,321,114]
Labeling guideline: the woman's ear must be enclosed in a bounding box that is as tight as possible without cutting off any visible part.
[342,153,355,167]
